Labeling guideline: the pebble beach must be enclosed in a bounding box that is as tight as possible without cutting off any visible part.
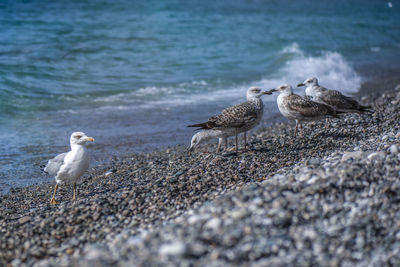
[1,78,400,266]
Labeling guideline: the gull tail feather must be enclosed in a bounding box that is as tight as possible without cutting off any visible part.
[359,105,373,113]
[329,109,347,119]
[40,164,49,174]
[187,122,210,129]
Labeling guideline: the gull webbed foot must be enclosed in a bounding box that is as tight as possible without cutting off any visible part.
[50,198,59,205]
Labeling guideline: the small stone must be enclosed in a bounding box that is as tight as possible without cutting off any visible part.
[367,152,385,161]
[204,217,221,231]
[341,151,365,161]
[174,171,185,177]
[11,259,22,266]
[389,144,399,155]
[159,241,186,257]
[93,212,101,221]
[306,158,320,166]
[19,216,31,225]
[230,209,249,220]
[84,245,109,260]
[104,170,115,177]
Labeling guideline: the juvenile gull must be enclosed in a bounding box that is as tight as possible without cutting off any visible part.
[44,132,94,205]
[188,87,272,152]
[189,129,229,153]
[270,84,342,136]
[298,77,372,113]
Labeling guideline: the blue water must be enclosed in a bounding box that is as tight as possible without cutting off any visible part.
[1,0,400,193]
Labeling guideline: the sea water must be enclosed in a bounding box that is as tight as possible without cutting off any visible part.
[1,0,399,193]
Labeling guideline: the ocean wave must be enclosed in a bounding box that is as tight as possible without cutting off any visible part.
[257,43,362,94]
[93,80,210,104]
[70,44,363,113]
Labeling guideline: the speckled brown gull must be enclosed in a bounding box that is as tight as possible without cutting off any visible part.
[298,77,372,113]
[270,84,343,136]
[188,87,272,152]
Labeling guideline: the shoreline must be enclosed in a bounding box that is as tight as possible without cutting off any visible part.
[1,64,399,196]
[1,74,400,265]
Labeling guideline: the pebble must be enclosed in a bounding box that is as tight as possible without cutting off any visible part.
[18,216,31,225]
[341,151,365,161]
[367,152,386,161]
[389,144,399,155]
[204,217,221,230]
[159,241,186,257]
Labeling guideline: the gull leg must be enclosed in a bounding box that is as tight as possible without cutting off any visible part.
[244,132,247,150]
[224,137,228,150]
[216,138,222,153]
[235,134,238,153]
[72,183,77,201]
[50,184,59,205]
[325,119,329,129]
[299,123,303,136]
[294,120,298,138]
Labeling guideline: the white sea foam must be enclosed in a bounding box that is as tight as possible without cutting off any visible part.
[371,47,381,52]
[256,43,363,94]
[87,43,362,113]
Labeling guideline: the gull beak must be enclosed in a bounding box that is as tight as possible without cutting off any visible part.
[297,83,305,87]
[85,137,95,142]
[262,89,276,95]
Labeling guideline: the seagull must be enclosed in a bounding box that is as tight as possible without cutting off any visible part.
[298,77,372,113]
[44,132,94,205]
[188,87,272,152]
[270,84,343,136]
[189,129,230,153]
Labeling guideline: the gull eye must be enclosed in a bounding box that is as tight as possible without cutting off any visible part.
[74,135,82,139]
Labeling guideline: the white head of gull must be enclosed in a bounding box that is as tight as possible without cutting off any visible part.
[189,129,228,153]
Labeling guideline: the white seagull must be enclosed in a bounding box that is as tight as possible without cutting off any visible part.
[188,87,272,152]
[270,84,343,136]
[44,132,94,205]
[298,77,372,113]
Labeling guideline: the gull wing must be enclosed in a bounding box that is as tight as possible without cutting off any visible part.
[288,95,337,118]
[187,116,219,130]
[44,152,67,176]
[319,89,359,110]
[214,101,258,128]
[188,101,258,130]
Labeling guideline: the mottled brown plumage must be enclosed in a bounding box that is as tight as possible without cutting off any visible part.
[286,94,340,119]
[188,101,261,130]
[273,84,343,137]
[299,77,372,113]
[318,88,371,113]
[188,87,270,152]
